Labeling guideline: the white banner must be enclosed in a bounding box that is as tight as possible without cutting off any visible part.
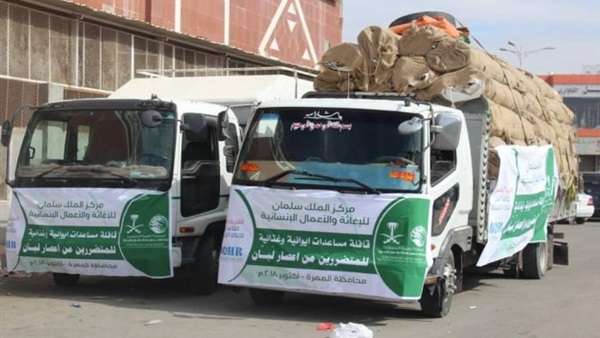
[6,188,173,278]
[218,186,433,300]
[477,145,558,266]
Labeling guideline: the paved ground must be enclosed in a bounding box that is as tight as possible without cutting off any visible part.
[1,222,599,338]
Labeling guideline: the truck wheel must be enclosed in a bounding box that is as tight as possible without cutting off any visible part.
[522,241,547,279]
[420,254,455,318]
[52,273,80,287]
[546,232,554,271]
[248,288,285,305]
[502,260,520,279]
[190,233,220,295]
[575,218,586,224]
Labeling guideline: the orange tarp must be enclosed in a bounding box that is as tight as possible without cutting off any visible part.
[390,15,461,38]
[577,128,600,137]
[539,74,600,85]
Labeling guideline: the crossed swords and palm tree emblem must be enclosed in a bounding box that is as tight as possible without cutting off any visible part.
[126,215,143,234]
[382,222,403,244]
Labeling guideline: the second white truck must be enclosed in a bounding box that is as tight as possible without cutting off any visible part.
[217,91,572,317]
[218,12,576,317]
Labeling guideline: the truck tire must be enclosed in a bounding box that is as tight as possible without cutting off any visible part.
[454,253,464,293]
[248,288,285,305]
[502,260,520,279]
[389,11,457,28]
[190,233,220,295]
[52,273,80,287]
[420,254,455,318]
[546,231,554,271]
[575,218,586,224]
[522,241,547,279]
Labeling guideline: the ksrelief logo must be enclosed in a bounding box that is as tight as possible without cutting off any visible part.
[149,215,168,234]
[373,198,432,298]
[125,214,168,235]
[410,226,427,248]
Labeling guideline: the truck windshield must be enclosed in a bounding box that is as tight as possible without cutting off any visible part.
[14,109,176,190]
[234,107,423,193]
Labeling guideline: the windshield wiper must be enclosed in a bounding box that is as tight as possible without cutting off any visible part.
[31,163,87,179]
[32,165,66,179]
[264,170,380,195]
[88,167,138,185]
[31,165,137,185]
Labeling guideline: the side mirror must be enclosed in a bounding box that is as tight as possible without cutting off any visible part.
[1,120,12,147]
[2,105,34,147]
[431,114,462,151]
[182,114,207,142]
[217,110,230,141]
[141,110,163,128]
[398,117,423,135]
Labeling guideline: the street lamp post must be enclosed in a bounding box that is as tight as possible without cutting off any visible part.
[499,41,556,68]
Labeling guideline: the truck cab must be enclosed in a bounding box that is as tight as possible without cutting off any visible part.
[234,95,473,259]
[218,91,565,317]
[218,92,479,316]
[2,96,241,294]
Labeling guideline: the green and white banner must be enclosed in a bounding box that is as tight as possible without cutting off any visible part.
[5,188,172,278]
[477,145,558,266]
[218,186,433,300]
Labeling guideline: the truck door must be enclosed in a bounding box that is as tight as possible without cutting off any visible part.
[180,118,220,217]
[429,149,460,237]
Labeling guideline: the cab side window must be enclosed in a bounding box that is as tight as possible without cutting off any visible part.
[430,149,456,186]
[182,132,216,165]
[180,117,219,217]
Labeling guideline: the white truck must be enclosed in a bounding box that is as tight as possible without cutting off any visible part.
[217,91,572,317]
[1,96,241,294]
[1,70,313,294]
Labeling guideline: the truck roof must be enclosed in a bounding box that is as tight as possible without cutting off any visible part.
[38,98,175,111]
[37,97,236,120]
[166,99,234,118]
[257,97,442,116]
[108,75,314,124]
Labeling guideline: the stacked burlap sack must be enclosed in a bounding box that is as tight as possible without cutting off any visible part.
[314,24,578,196]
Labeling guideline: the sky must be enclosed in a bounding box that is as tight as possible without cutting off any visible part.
[341,1,600,75]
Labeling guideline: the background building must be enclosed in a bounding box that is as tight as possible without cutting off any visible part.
[540,74,600,172]
[0,0,343,218]
[2,1,598,218]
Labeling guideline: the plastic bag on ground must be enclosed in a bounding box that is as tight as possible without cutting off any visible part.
[333,322,373,338]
